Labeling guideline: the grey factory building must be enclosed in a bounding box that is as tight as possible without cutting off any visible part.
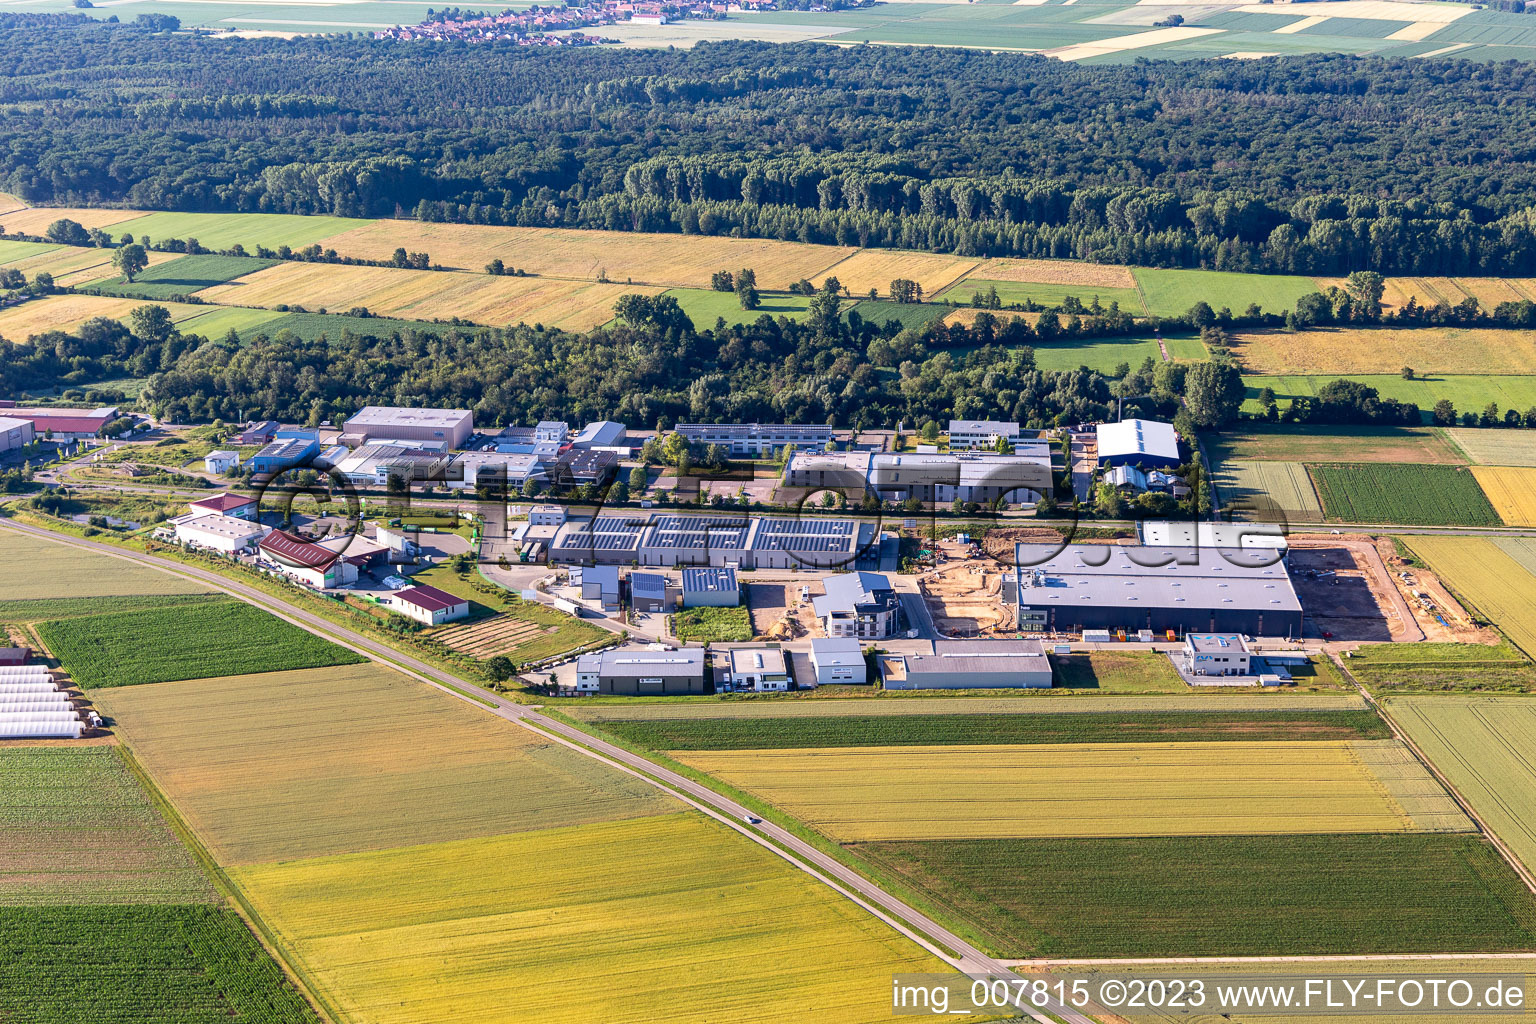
[575,647,707,695]
[1013,542,1303,638]
[881,639,1053,689]
[637,515,753,568]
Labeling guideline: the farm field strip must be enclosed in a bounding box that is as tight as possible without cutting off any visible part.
[36,599,365,689]
[1130,267,1319,318]
[0,241,180,288]
[937,277,1147,314]
[1471,466,1536,527]
[1449,428,1536,466]
[106,210,375,252]
[93,664,675,864]
[1406,537,1536,656]
[1388,696,1536,875]
[0,294,206,341]
[1212,460,1323,520]
[231,813,981,1024]
[0,747,214,906]
[1210,425,1466,464]
[431,615,547,657]
[969,257,1136,289]
[0,205,144,236]
[814,248,981,296]
[1497,538,1536,577]
[1230,326,1536,375]
[94,253,277,299]
[0,593,218,623]
[1245,374,1536,422]
[570,693,1369,720]
[0,529,214,599]
[674,740,1460,841]
[1309,463,1501,526]
[660,286,811,327]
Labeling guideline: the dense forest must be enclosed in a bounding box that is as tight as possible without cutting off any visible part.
[6,17,1536,273]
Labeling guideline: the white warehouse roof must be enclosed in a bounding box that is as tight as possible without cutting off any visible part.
[1096,418,1179,463]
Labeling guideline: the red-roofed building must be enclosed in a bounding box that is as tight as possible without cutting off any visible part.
[188,492,258,520]
[388,583,470,626]
[259,530,358,589]
[17,406,119,440]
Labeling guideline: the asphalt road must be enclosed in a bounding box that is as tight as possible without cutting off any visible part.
[2,519,1097,1024]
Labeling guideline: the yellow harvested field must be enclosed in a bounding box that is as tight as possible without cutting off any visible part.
[1317,276,1536,314]
[233,813,979,1024]
[814,248,980,297]
[2,245,178,288]
[0,527,214,600]
[314,219,851,289]
[1230,326,1536,375]
[0,192,25,216]
[94,664,675,865]
[1235,0,1470,22]
[1051,26,1223,61]
[198,261,664,330]
[0,205,143,236]
[1455,278,1532,308]
[1407,536,1536,656]
[972,257,1136,289]
[1472,467,1536,528]
[942,307,1036,328]
[0,294,205,342]
[675,740,1459,841]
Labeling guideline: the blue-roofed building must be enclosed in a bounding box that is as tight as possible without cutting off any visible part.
[247,436,321,476]
[629,571,669,612]
[681,567,739,608]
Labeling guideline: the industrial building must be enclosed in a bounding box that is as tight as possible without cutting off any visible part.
[1180,634,1253,677]
[204,449,240,475]
[723,646,790,692]
[813,571,903,639]
[238,420,280,445]
[168,512,268,554]
[629,572,669,612]
[749,516,879,571]
[575,647,707,695]
[258,530,358,589]
[1013,542,1302,637]
[1096,418,1181,469]
[340,406,473,448]
[12,406,119,441]
[548,512,889,571]
[247,436,321,476]
[550,516,649,565]
[881,640,1052,690]
[572,565,621,610]
[330,444,450,488]
[783,449,1052,505]
[682,567,739,607]
[535,420,568,442]
[529,505,567,527]
[547,449,618,488]
[0,416,36,452]
[675,422,834,456]
[388,584,470,626]
[1137,521,1289,566]
[809,637,865,685]
[571,421,627,450]
[638,514,752,568]
[188,493,257,520]
[444,451,541,492]
[948,420,1030,451]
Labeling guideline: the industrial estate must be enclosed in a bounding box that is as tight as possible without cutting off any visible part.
[8,11,1536,1024]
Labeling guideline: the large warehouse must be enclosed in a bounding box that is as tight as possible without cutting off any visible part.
[340,406,473,448]
[1013,542,1302,638]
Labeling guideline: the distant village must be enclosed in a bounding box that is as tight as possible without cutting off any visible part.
[373,0,875,44]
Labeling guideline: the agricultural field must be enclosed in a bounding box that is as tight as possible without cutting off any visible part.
[0,294,204,341]
[1314,274,1536,313]
[95,254,276,300]
[1498,537,1536,577]
[814,248,979,297]
[1028,336,1167,375]
[1131,267,1318,318]
[670,604,753,644]
[430,615,559,659]
[0,593,217,623]
[1447,427,1536,466]
[1343,641,1536,692]
[107,211,375,252]
[0,905,322,1024]
[1245,373,1536,421]
[411,565,608,664]
[93,664,674,863]
[313,219,851,288]
[173,304,287,340]
[232,812,978,1024]
[0,529,214,599]
[0,205,143,236]
[252,310,457,342]
[939,277,1147,313]
[856,833,1536,958]
[0,240,181,288]
[1211,460,1324,521]
[967,257,1138,290]
[199,260,663,330]
[1230,325,1536,375]
[35,599,365,688]
[1471,466,1536,527]
[0,747,213,906]
[659,286,812,328]
[1406,537,1536,655]
[845,300,948,331]
[1388,695,1536,875]
[1208,424,1465,464]
[673,739,1466,841]
[1310,463,1501,526]
[593,710,1389,750]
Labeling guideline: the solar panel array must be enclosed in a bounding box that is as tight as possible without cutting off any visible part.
[554,516,647,554]
[752,517,858,553]
[644,515,751,552]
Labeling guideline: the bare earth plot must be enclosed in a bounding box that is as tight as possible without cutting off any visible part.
[313,220,853,289]
[1230,326,1536,375]
[93,664,675,864]
[1407,536,1536,656]
[0,529,213,600]
[675,740,1465,841]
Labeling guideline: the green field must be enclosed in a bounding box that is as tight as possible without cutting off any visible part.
[661,287,811,328]
[593,710,1390,750]
[93,254,274,300]
[36,599,365,688]
[937,277,1146,314]
[0,592,218,622]
[1048,652,1189,692]
[0,239,58,263]
[1131,268,1319,318]
[173,304,287,340]
[670,604,753,644]
[1310,463,1502,526]
[1029,337,1167,374]
[254,310,459,342]
[0,748,213,906]
[1344,641,1536,692]
[0,529,214,599]
[846,300,948,330]
[106,211,373,253]
[1246,374,1536,421]
[854,833,1536,957]
[0,904,321,1024]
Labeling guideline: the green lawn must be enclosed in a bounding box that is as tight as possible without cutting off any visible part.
[936,277,1146,314]
[671,605,753,644]
[854,834,1536,957]
[845,300,948,330]
[1344,641,1536,692]
[92,254,274,299]
[106,211,373,252]
[591,710,1389,750]
[1132,268,1320,318]
[0,239,59,263]
[1309,463,1502,527]
[662,287,812,328]
[1246,374,1536,421]
[1048,652,1190,692]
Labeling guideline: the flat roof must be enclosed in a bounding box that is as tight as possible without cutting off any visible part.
[729,646,787,674]
[552,516,648,555]
[812,571,894,617]
[681,566,738,592]
[1138,521,1289,557]
[344,406,471,429]
[579,647,705,676]
[1096,418,1179,461]
[629,572,667,596]
[172,512,265,540]
[949,419,1022,434]
[810,637,863,665]
[1187,633,1251,653]
[1014,542,1301,614]
[643,514,752,553]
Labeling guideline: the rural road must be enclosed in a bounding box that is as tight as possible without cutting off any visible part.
[2,519,1097,1024]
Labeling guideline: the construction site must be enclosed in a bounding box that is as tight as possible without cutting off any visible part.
[918,561,1017,637]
